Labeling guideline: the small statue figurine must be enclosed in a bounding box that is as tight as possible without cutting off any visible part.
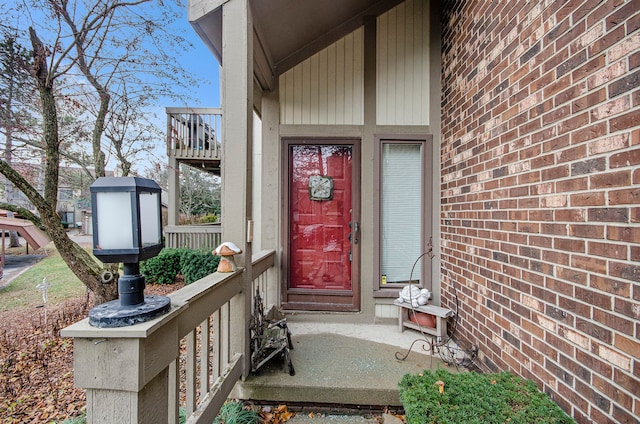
[397,285,431,308]
[213,241,243,272]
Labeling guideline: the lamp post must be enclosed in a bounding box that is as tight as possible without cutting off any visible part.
[88,176,171,328]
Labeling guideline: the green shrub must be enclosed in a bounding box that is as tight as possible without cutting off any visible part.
[214,400,259,424]
[198,213,218,223]
[399,369,574,424]
[141,248,221,285]
[61,413,86,424]
[180,249,220,285]
[140,248,183,285]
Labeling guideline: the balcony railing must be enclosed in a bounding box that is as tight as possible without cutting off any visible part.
[164,223,222,250]
[62,249,276,424]
[166,108,222,173]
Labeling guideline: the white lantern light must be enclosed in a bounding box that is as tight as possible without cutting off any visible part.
[91,177,163,263]
[88,177,169,327]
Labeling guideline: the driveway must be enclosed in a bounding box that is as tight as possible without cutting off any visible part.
[0,253,46,288]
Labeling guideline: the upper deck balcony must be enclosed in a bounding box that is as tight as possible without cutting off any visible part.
[166,107,222,175]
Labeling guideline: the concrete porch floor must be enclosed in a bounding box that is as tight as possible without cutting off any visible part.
[231,314,458,409]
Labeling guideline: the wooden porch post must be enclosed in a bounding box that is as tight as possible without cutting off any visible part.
[61,318,179,424]
[167,155,179,226]
[221,0,253,378]
[260,83,281,305]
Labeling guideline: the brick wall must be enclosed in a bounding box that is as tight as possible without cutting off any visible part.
[440,1,639,423]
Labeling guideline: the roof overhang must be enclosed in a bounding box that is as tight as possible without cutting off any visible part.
[0,217,51,252]
[189,0,404,90]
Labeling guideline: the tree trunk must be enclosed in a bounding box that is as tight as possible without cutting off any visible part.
[40,206,119,304]
[7,211,21,248]
[19,27,119,304]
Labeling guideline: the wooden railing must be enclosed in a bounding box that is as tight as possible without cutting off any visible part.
[62,249,276,424]
[164,224,222,250]
[166,107,223,161]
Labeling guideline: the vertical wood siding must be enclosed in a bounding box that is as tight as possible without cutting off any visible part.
[279,0,430,126]
[280,29,364,125]
[377,0,430,126]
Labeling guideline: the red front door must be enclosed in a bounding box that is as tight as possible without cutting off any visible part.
[284,141,360,311]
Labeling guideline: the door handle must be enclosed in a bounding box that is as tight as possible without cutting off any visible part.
[353,221,359,245]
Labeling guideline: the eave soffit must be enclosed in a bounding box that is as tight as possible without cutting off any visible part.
[189,0,404,91]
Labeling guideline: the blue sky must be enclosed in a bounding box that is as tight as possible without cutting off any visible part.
[171,8,221,108]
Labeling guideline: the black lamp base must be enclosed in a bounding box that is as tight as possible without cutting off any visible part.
[89,295,171,328]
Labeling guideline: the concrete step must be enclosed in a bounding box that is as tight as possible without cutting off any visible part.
[232,330,450,407]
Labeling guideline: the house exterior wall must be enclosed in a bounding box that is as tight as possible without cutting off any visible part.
[279,28,364,125]
[274,0,437,318]
[376,0,430,126]
[440,1,640,423]
[279,0,430,127]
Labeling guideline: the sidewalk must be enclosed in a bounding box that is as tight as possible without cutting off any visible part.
[0,253,45,287]
[0,230,92,287]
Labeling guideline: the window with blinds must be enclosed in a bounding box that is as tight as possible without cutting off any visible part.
[381,143,423,284]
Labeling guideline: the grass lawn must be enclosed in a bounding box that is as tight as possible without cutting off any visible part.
[0,247,87,312]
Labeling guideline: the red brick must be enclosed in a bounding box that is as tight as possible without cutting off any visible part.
[558,294,592,319]
[569,224,604,239]
[571,192,606,206]
[542,165,570,181]
[632,207,640,223]
[571,254,608,274]
[609,187,640,205]
[556,16,586,51]
[588,241,627,259]
[629,8,640,35]
[543,251,570,269]
[543,134,571,153]
[555,208,586,222]
[557,177,588,192]
[610,262,640,284]
[631,246,640,261]
[556,238,585,253]
[607,0,639,29]
[558,145,588,165]
[571,122,607,144]
[607,225,640,243]
[439,2,638,420]
[589,25,626,57]
[528,100,553,120]
[556,264,589,284]
[590,170,631,188]
[575,316,613,342]
[612,405,639,424]
[593,307,634,336]
[611,109,640,132]
[609,147,640,168]
[633,128,640,146]
[576,349,613,379]
[575,381,612,417]
[575,54,609,85]
[530,209,554,221]
[558,111,590,134]
[613,368,640,398]
[615,334,640,360]
[542,104,571,126]
[531,154,555,169]
[590,274,631,297]
[572,87,607,113]
[542,223,568,236]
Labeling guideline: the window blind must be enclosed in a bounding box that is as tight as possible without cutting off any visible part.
[381,143,422,283]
